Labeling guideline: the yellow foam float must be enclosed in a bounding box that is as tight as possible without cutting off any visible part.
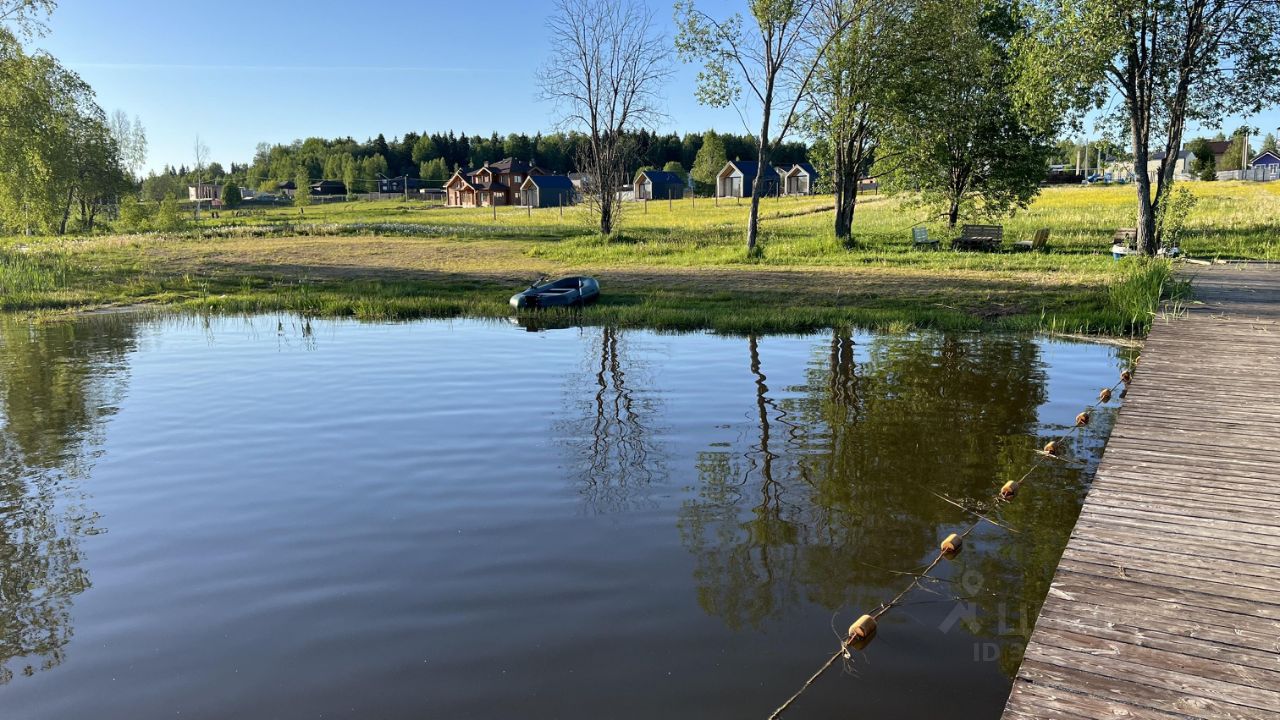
[1043,440,1061,456]
[1000,480,1019,499]
[1075,411,1091,427]
[1098,387,1113,403]
[940,533,963,557]
[847,614,877,650]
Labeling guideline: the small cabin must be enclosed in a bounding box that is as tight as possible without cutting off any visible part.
[635,170,685,200]
[783,163,818,196]
[520,175,575,208]
[716,160,779,198]
[309,180,346,196]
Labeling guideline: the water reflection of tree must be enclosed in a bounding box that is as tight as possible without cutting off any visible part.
[559,327,666,514]
[0,315,136,683]
[680,331,1074,646]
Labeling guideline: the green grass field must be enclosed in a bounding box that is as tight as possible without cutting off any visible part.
[2,182,1267,334]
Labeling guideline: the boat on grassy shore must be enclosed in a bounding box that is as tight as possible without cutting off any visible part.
[509,276,600,309]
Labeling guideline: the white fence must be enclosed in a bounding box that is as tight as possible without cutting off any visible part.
[1216,166,1280,182]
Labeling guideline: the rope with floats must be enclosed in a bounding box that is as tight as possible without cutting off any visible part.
[765,360,1138,720]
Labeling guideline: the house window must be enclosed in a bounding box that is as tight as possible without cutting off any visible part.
[513,174,522,183]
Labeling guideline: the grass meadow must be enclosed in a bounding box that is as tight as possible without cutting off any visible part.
[0,182,1266,334]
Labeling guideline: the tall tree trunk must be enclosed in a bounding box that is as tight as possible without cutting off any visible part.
[1126,49,1157,256]
[748,92,774,255]
[833,137,857,241]
[58,188,74,235]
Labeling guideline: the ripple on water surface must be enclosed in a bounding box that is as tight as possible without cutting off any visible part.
[0,315,1129,719]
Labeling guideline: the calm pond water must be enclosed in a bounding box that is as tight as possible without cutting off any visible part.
[0,314,1129,719]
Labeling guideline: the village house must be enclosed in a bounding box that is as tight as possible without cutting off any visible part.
[715,160,779,198]
[519,175,575,208]
[1203,140,1233,168]
[1146,150,1193,181]
[445,158,546,207]
[188,182,223,202]
[1251,150,1280,168]
[310,180,346,196]
[782,163,818,195]
[634,170,685,200]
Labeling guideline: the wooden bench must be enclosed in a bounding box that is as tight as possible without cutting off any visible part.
[1013,228,1050,252]
[951,224,1003,251]
[1112,227,1137,250]
[1111,227,1138,257]
[912,226,939,249]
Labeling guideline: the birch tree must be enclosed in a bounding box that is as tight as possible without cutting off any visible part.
[804,0,900,242]
[1016,0,1280,254]
[676,0,850,254]
[539,0,671,236]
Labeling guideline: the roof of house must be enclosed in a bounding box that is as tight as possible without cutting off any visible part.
[720,160,779,181]
[638,170,683,185]
[1204,140,1232,155]
[447,171,476,189]
[792,162,817,177]
[1251,150,1280,164]
[475,157,540,175]
[523,175,574,189]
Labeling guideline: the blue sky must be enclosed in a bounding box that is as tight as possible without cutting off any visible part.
[33,1,1279,173]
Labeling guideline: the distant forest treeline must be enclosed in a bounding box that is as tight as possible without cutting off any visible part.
[141,129,811,199]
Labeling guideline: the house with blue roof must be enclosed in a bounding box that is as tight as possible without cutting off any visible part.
[519,174,575,208]
[1252,150,1280,168]
[782,163,818,195]
[635,170,685,200]
[716,160,780,198]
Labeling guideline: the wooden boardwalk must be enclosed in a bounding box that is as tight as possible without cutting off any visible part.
[1002,264,1280,720]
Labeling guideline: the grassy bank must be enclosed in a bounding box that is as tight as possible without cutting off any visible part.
[0,184,1232,334]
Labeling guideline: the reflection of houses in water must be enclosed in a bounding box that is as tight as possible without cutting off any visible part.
[558,327,667,514]
[0,315,136,684]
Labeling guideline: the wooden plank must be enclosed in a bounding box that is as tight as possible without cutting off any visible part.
[1003,265,1280,719]
[1029,621,1280,691]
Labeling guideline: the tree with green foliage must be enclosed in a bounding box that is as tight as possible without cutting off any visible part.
[661,160,687,181]
[293,166,311,212]
[1219,129,1252,172]
[1262,133,1278,154]
[690,130,726,194]
[0,19,136,236]
[677,0,851,254]
[1187,138,1216,180]
[153,193,184,232]
[359,154,387,192]
[1016,0,1280,254]
[221,182,241,209]
[0,0,56,38]
[340,154,357,197]
[107,109,147,182]
[806,0,901,240]
[117,194,152,231]
[880,0,1052,228]
[420,157,449,183]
